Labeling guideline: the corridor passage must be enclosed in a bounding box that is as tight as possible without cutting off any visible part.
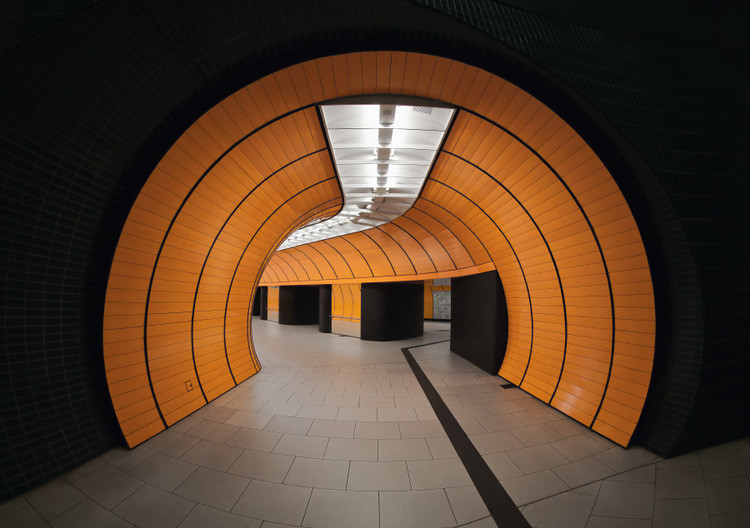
[2,320,748,527]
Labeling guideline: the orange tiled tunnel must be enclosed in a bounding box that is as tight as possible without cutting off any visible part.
[104,52,655,449]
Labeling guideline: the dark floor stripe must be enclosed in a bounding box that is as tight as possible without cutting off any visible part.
[402,342,530,528]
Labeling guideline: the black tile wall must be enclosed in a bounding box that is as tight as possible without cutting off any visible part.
[0,0,747,499]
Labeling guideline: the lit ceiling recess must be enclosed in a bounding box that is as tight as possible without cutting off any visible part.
[278,100,455,249]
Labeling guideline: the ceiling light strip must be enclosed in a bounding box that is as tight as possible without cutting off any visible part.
[279,102,455,250]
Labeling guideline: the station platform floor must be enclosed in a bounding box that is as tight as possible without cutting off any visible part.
[1,319,748,527]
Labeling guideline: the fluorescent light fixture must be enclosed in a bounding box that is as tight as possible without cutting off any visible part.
[278,101,454,250]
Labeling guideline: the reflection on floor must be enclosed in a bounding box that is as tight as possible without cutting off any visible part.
[1,320,748,527]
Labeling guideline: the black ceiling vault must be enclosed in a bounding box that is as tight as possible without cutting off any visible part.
[1,0,747,500]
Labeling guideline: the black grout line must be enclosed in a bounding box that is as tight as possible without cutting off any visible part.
[402,342,530,528]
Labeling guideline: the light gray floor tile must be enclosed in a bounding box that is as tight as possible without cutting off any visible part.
[510,423,564,447]
[378,439,432,461]
[585,516,651,528]
[284,458,348,490]
[706,475,750,515]
[507,444,569,474]
[100,446,154,471]
[457,393,494,405]
[308,419,354,438]
[336,407,376,421]
[379,489,456,528]
[609,464,655,483]
[470,431,524,455]
[232,480,311,526]
[483,452,523,480]
[415,407,438,421]
[260,401,303,417]
[170,414,203,434]
[302,489,378,528]
[344,387,377,398]
[288,393,325,405]
[296,405,338,420]
[0,495,28,518]
[226,428,282,452]
[710,508,750,528]
[322,395,359,408]
[522,491,595,528]
[515,409,561,426]
[425,437,457,460]
[180,439,243,471]
[595,446,659,473]
[224,411,274,429]
[73,463,143,509]
[223,397,268,412]
[476,413,525,432]
[445,485,490,525]
[62,458,105,483]
[550,433,608,460]
[378,408,418,422]
[399,421,446,439]
[174,466,249,510]
[570,481,602,496]
[194,404,237,423]
[177,503,261,528]
[0,505,50,528]
[354,421,401,439]
[652,497,709,528]
[228,449,294,482]
[450,404,491,419]
[407,458,471,489]
[254,390,294,403]
[25,479,85,520]
[547,418,591,438]
[699,446,745,480]
[129,452,197,491]
[483,400,524,414]
[273,434,328,458]
[395,396,429,408]
[348,461,410,490]
[459,516,499,528]
[360,396,395,408]
[49,498,131,528]
[143,430,200,458]
[591,480,654,519]
[501,470,568,505]
[112,484,194,528]
[656,452,700,468]
[325,438,378,461]
[264,416,313,435]
[655,466,705,498]
[553,455,615,488]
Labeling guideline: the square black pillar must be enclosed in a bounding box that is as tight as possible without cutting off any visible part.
[361,282,424,341]
[450,271,508,374]
[319,285,332,333]
[278,285,319,325]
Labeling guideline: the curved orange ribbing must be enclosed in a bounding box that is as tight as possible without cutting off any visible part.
[105,51,654,448]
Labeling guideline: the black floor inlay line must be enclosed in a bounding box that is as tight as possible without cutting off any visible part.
[402,342,530,528]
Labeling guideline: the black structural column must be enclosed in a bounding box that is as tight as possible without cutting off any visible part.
[318,285,332,333]
[451,271,508,374]
[252,288,261,316]
[259,286,268,320]
[278,286,319,325]
[361,282,424,341]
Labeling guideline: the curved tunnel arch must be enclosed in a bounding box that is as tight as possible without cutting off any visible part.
[104,51,654,448]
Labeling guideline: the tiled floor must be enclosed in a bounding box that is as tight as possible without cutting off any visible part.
[1,319,749,527]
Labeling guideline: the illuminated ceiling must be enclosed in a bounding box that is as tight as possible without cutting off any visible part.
[279,101,454,249]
